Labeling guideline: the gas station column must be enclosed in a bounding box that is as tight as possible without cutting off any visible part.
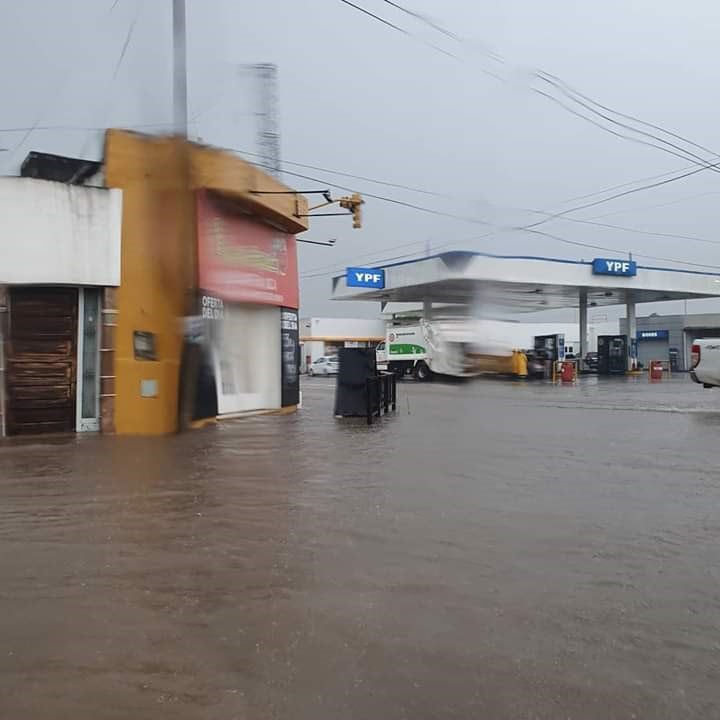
[626,297,637,370]
[423,298,432,320]
[579,289,588,364]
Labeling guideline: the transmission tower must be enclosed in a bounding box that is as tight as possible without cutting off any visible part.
[246,63,281,178]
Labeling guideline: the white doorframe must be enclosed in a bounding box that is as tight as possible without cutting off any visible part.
[76,288,101,432]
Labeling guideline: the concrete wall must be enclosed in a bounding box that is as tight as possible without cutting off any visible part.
[0,177,122,286]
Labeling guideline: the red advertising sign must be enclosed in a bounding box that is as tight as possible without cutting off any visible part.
[196,190,299,308]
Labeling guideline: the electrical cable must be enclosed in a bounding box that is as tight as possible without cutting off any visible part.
[535,69,718,158]
[340,0,720,183]
[236,147,720,252]
[522,211,720,247]
[243,158,495,226]
[236,147,451,198]
[222,149,720,276]
[532,89,720,173]
[532,79,720,173]
[79,0,143,158]
[338,0,408,34]
[521,160,720,231]
[588,191,720,220]
[522,227,720,270]
[301,229,720,281]
[0,122,179,133]
[552,164,702,207]
[381,0,461,41]
[336,0,458,59]
[2,0,143,167]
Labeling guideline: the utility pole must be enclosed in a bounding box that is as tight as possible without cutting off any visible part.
[172,0,188,137]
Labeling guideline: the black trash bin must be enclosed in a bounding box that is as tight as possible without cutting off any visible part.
[334,348,377,417]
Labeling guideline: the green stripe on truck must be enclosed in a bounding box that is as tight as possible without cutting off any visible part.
[389,344,426,355]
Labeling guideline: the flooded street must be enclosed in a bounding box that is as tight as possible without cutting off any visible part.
[1,375,720,719]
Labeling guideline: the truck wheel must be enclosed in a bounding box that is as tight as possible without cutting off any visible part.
[414,361,432,382]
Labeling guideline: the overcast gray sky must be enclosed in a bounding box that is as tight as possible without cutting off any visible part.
[3,0,720,320]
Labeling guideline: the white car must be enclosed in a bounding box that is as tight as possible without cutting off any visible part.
[308,355,339,376]
[691,340,720,388]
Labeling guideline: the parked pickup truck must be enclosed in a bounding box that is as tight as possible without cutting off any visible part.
[690,340,720,388]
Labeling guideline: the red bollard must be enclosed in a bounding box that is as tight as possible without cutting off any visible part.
[560,361,575,383]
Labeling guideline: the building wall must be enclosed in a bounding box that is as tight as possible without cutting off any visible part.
[619,313,720,370]
[301,340,328,368]
[299,317,386,368]
[300,317,386,341]
[0,177,121,286]
[104,130,308,435]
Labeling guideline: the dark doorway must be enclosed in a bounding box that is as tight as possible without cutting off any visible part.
[6,287,78,435]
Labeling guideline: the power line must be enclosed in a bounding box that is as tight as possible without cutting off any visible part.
[521,160,720,231]
[109,3,141,82]
[0,121,181,133]
[80,0,143,160]
[532,79,720,174]
[301,225,720,282]
[232,145,720,242]
[551,163,702,207]
[523,227,720,270]
[381,0,461,40]
[521,208,720,247]
[532,88,720,172]
[336,0,458,59]
[238,154,495,226]
[341,0,720,184]
[237,147,449,198]
[300,231,496,280]
[238,146,720,249]
[225,147,720,273]
[338,0,409,34]
[588,191,720,220]
[2,1,143,167]
[535,69,718,159]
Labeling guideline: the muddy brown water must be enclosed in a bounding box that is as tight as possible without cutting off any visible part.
[1,375,719,719]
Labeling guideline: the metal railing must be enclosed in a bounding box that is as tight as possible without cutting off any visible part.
[365,372,397,425]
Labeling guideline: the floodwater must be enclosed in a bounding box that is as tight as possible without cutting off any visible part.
[1,374,720,719]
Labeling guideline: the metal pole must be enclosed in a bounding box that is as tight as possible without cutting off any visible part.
[579,289,588,371]
[366,379,372,425]
[172,0,188,137]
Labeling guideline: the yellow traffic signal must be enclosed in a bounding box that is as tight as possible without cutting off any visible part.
[339,193,364,229]
[351,193,363,229]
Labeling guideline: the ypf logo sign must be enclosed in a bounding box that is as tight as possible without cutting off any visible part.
[592,258,638,277]
[346,267,386,289]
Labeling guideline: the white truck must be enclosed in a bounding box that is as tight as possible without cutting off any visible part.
[375,320,477,380]
[376,318,524,381]
[690,339,720,388]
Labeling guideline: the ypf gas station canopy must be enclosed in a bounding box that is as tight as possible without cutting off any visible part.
[331,252,720,311]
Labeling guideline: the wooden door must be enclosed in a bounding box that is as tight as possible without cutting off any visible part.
[6,287,78,435]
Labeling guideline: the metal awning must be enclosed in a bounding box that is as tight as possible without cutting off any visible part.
[331,251,720,313]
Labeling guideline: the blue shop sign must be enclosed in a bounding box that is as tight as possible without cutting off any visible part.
[346,267,385,289]
[592,258,637,277]
[637,329,669,341]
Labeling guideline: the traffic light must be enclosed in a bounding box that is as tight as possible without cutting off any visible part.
[339,193,364,229]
